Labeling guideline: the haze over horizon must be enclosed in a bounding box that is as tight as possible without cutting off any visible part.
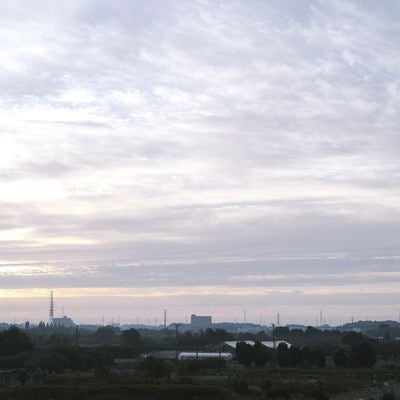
[1,0,400,325]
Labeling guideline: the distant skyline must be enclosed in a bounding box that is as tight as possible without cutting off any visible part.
[1,0,400,325]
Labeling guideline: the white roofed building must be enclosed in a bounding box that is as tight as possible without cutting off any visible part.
[51,316,75,328]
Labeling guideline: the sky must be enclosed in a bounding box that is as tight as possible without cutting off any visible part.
[0,0,400,326]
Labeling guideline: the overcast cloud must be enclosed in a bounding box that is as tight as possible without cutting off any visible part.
[1,0,399,324]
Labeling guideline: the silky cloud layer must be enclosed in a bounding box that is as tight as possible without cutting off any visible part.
[0,0,400,324]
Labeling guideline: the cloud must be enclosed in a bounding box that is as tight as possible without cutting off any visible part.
[0,0,399,323]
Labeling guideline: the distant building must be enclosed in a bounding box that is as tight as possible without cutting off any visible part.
[48,291,75,328]
[51,316,75,328]
[190,314,212,329]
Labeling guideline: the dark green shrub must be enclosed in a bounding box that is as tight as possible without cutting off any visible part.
[381,392,397,400]
[232,378,249,395]
[178,376,193,384]
[305,388,329,400]
[265,385,291,400]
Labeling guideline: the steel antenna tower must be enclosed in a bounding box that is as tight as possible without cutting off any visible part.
[49,290,54,322]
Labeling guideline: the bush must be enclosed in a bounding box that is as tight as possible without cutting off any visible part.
[305,388,329,400]
[265,385,291,400]
[349,342,377,368]
[137,357,175,381]
[0,384,233,400]
[381,393,397,400]
[232,378,249,395]
[178,358,226,374]
[334,348,349,368]
[178,376,193,384]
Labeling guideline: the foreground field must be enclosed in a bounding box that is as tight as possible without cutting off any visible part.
[1,366,400,400]
[0,384,233,400]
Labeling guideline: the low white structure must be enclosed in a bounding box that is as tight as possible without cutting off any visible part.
[262,340,291,349]
[224,340,255,348]
[178,352,233,361]
[224,340,291,350]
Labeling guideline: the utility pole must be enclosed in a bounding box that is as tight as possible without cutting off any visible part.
[49,291,54,323]
[173,323,182,359]
[75,326,79,347]
[272,323,276,349]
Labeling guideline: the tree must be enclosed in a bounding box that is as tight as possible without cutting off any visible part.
[24,350,68,373]
[0,327,33,356]
[276,342,291,367]
[236,342,254,366]
[341,331,364,347]
[349,342,376,368]
[305,326,320,335]
[95,326,115,345]
[233,378,249,395]
[311,348,326,368]
[204,328,232,343]
[253,341,272,366]
[17,368,30,385]
[121,328,142,348]
[289,346,303,367]
[334,348,349,368]
[275,326,290,339]
[138,357,175,382]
